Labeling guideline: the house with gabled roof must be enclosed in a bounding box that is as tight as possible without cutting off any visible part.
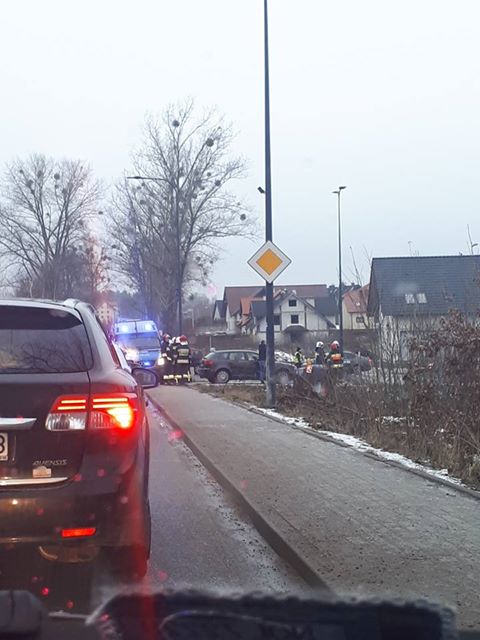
[214,284,337,339]
[343,284,370,330]
[252,289,336,340]
[368,255,480,358]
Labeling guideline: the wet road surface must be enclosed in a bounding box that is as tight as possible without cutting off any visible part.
[0,405,306,614]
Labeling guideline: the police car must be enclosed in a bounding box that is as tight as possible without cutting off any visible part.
[114,320,164,374]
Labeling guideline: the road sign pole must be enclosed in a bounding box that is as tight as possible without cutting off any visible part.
[264,0,275,408]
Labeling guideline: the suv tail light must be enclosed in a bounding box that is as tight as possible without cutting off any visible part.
[203,359,214,367]
[46,395,88,431]
[61,527,96,538]
[90,394,137,430]
[46,394,138,431]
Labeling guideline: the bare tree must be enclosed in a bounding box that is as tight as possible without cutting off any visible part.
[0,154,102,299]
[109,101,254,331]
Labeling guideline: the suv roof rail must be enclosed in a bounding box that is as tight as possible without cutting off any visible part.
[63,299,98,316]
[62,298,81,308]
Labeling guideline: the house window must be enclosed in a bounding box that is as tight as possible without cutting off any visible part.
[405,292,427,304]
[288,299,297,307]
[273,314,280,326]
[290,314,299,324]
[355,315,364,324]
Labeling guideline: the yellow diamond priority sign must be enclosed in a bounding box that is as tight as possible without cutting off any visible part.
[248,241,291,283]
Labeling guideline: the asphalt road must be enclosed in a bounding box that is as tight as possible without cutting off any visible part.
[0,405,306,614]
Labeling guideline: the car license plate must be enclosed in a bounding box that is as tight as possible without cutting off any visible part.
[143,362,151,366]
[0,433,8,461]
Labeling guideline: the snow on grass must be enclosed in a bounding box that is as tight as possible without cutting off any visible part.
[254,407,465,488]
[256,407,310,430]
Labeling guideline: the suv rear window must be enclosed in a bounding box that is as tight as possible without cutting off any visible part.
[0,306,93,373]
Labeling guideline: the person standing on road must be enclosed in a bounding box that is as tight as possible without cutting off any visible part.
[327,340,343,367]
[315,341,326,365]
[176,335,192,383]
[258,339,266,383]
[160,333,171,355]
[294,346,304,368]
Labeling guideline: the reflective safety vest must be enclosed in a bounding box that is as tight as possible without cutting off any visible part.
[176,345,190,364]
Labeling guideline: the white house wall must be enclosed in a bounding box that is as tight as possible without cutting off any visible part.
[280,300,306,328]
[225,306,237,334]
[256,299,329,336]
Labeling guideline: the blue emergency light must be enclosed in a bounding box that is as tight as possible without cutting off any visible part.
[114,320,158,335]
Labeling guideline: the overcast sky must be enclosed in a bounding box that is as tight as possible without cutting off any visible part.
[1,0,479,298]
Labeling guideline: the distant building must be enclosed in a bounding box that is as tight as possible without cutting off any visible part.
[94,295,119,329]
[368,255,480,358]
[213,284,337,341]
[343,284,370,330]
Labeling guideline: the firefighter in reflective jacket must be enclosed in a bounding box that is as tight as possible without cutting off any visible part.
[173,335,191,382]
[162,335,175,382]
[327,340,343,368]
[294,347,304,368]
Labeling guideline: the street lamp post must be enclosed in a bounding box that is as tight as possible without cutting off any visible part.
[263,0,276,408]
[183,308,195,331]
[332,186,347,354]
[175,188,183,336]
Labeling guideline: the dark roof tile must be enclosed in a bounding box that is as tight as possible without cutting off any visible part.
[224,284,328,315]
[251,300,267,319]
[369,256,480,316]
[314,295,338,316]
[224,287,263,315]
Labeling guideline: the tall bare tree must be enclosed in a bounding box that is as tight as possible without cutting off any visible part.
[109,101,253,331]
[0,154,102,299]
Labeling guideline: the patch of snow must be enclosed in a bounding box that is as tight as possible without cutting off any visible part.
[377,415,408,426]
[254,407,466,488]
[257,407,310,429]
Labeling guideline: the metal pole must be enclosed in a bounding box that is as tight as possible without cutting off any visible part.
[337,192,343,353]
[335,186,346,354]
[176,186,183,336]
[264,0,276,407]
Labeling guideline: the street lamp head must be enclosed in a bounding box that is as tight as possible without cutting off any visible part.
[339,185,347,191]
[332,190,339,195]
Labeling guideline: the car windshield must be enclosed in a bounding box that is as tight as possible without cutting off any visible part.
[118,334,161,349]
[0,307,93,372]
[0,1,479,636]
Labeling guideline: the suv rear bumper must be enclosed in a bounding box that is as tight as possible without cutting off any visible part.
[0,466,147,549]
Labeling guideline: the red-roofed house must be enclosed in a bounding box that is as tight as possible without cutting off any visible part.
[214,284,336,337]
[342,285,370,330]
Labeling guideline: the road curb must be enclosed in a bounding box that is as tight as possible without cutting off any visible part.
[147,391,332,594]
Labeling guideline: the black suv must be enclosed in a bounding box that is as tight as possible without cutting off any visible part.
[198,349,296,384]
[0,299,157,578]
